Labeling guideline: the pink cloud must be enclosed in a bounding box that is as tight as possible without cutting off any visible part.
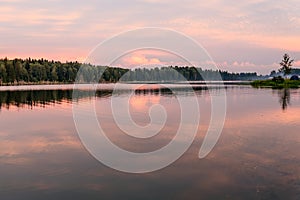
[113,50,174,68]
[122,55,161,67]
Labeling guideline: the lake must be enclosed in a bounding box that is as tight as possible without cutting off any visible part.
[0,84,299,200]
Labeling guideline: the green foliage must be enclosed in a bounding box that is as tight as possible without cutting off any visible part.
[0,58,260,85]
[272,76,284,83]
[120,66,258,82]
[0,63,7,83]
[6,61,16,83]
[251,79,300,89]
[0,58,129,85]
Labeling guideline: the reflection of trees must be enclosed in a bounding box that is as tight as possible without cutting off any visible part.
[279,88,290,110]
[0,86,220,110]
[0,90,73,110]
[0,90,120,110]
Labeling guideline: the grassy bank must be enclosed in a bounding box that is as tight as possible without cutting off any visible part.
[251,79,300,89]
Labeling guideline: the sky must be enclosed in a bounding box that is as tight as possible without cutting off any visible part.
[0,0,300,74]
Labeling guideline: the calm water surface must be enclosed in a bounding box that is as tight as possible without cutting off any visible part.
[0,84,299,200]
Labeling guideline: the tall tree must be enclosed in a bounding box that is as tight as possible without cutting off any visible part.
[279,53,294,76]
[5,61,16,83]
[0,63,7,84]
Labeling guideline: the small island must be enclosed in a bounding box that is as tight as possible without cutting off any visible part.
[251,54,300,89]
[251,79,300,89]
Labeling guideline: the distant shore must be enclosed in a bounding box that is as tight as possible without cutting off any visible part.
[0,81,253,92]
[0,81,70,86]
[0,81,115,86]
[0,80,251,87]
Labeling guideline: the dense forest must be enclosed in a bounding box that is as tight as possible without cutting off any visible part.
[120,66,259,82]
[0,58,128,84]
[0,58,261,85]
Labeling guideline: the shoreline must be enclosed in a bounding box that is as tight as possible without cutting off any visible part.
[0,81,252,91]
[251,79,300,89]
[0,80,251,86]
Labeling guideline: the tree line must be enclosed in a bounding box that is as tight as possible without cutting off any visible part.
[120,66,258,82]
[0,58,129,85]
[0,57,260,85]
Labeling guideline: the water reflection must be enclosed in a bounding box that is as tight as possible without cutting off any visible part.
[0,85,219,110]
[0,86,298,113]
[0,86,300,199]
[0,90,73,109]
[0,90,110,110]
[278,88,291,110]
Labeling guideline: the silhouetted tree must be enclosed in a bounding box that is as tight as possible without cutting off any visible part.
[279,53,294,76]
